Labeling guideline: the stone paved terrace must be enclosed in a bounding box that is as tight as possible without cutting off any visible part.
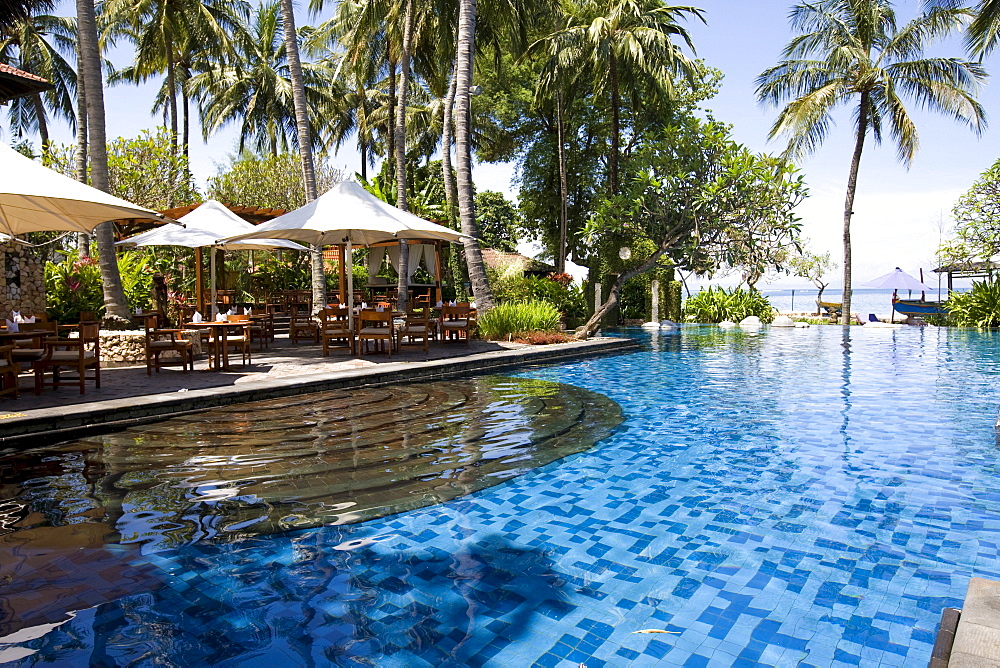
[0,335,639,447]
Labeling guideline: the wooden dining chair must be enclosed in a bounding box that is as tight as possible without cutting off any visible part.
[143,313,194,375]
[241,309,269,351]
[319,306,354,356]
[10,322,55,368]
[356,309,395,357]
[34,321,101,395]
[225,315,253,366]
[396,307,433,355]
[57,311,97,337]
[440,304,477,344]
[289,307,318,345]
[0,344,20,399]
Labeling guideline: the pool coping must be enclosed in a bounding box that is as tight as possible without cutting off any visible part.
[941,577,1000,667]
[0,336,639,449]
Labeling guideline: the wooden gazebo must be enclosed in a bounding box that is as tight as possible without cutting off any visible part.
[932,260,1000,292]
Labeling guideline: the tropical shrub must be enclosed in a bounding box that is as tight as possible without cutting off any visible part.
[946,278,1000,327]
[117,251,153,313]
[489,263,587,322]
[478,300,562,340]
[683,286,776,324]
[45,253,104,323]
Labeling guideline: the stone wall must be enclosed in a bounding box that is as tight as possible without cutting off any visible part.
[97,330,203,367]
[0,242,45,318]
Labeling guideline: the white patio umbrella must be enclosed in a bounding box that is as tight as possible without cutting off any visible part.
[118,199,306,315]
[862,267,935,293]
[223,181,469,330]
[0,142,170,234]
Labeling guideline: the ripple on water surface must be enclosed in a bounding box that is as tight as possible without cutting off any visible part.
[0,374,622,641]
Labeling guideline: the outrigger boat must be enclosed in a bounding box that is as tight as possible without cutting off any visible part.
[892,298,946,317]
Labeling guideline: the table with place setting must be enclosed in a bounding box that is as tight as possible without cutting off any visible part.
[184,319,251,371]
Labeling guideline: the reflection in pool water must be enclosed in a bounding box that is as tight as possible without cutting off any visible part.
[0,375,622,641]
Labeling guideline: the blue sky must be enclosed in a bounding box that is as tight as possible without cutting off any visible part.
[31,0,1000,289]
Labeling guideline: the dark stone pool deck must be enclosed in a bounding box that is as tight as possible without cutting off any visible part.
[0,335,639,448]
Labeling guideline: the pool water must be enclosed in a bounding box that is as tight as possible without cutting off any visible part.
[3,325,1000,666]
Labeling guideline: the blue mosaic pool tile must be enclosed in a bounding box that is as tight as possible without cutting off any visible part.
[9,327,1000,666]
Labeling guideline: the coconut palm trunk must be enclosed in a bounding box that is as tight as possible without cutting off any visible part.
[840,92,869,325]
[278,0,326,312]
[608,53,620,195]
[165,35,178,156]
[394,0,415,311]
[181,67,190,159]
[441,65,458,225]
[77,0,130,321]
[453,0,494,310]
[75,40,89,257]
[30,93,48,150]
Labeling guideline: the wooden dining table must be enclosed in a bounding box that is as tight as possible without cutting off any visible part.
[184,320,249,371]
[0,328,55,341]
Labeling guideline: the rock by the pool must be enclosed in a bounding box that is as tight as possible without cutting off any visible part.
[659,320,678,329]
[719,320,737,328]
[739,316,762,327]
[772,315,795,327]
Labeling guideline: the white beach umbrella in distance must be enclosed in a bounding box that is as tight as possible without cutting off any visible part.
[223,181,470,330]
[0,142,170,234]
[118,199,307,314]
[862,267,935,293]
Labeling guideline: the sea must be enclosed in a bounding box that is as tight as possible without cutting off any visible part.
[760,286,959,318]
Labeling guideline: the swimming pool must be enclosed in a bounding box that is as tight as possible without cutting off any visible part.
[2,325,999,666]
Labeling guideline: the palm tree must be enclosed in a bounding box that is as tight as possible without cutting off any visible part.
[100,0,244,157]
[327,0,408,306]
[277,0,326,311]
[305,17,392,176]
[528,0,702,195]
[190,3,340,155]
[75,38,89,256]
[447,0,558,308]
[452,0,496,310]
[757,0,986,324]
[527,14,584,274]
[77,0,130,321]
[0,12,77,151]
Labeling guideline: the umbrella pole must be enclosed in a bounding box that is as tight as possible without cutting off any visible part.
[195,247,204,313]
[338,243,346,303]
[346,240,354,336]
[210,247,218,316]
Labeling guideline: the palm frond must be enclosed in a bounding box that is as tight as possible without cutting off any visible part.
[967,0,1000,57]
